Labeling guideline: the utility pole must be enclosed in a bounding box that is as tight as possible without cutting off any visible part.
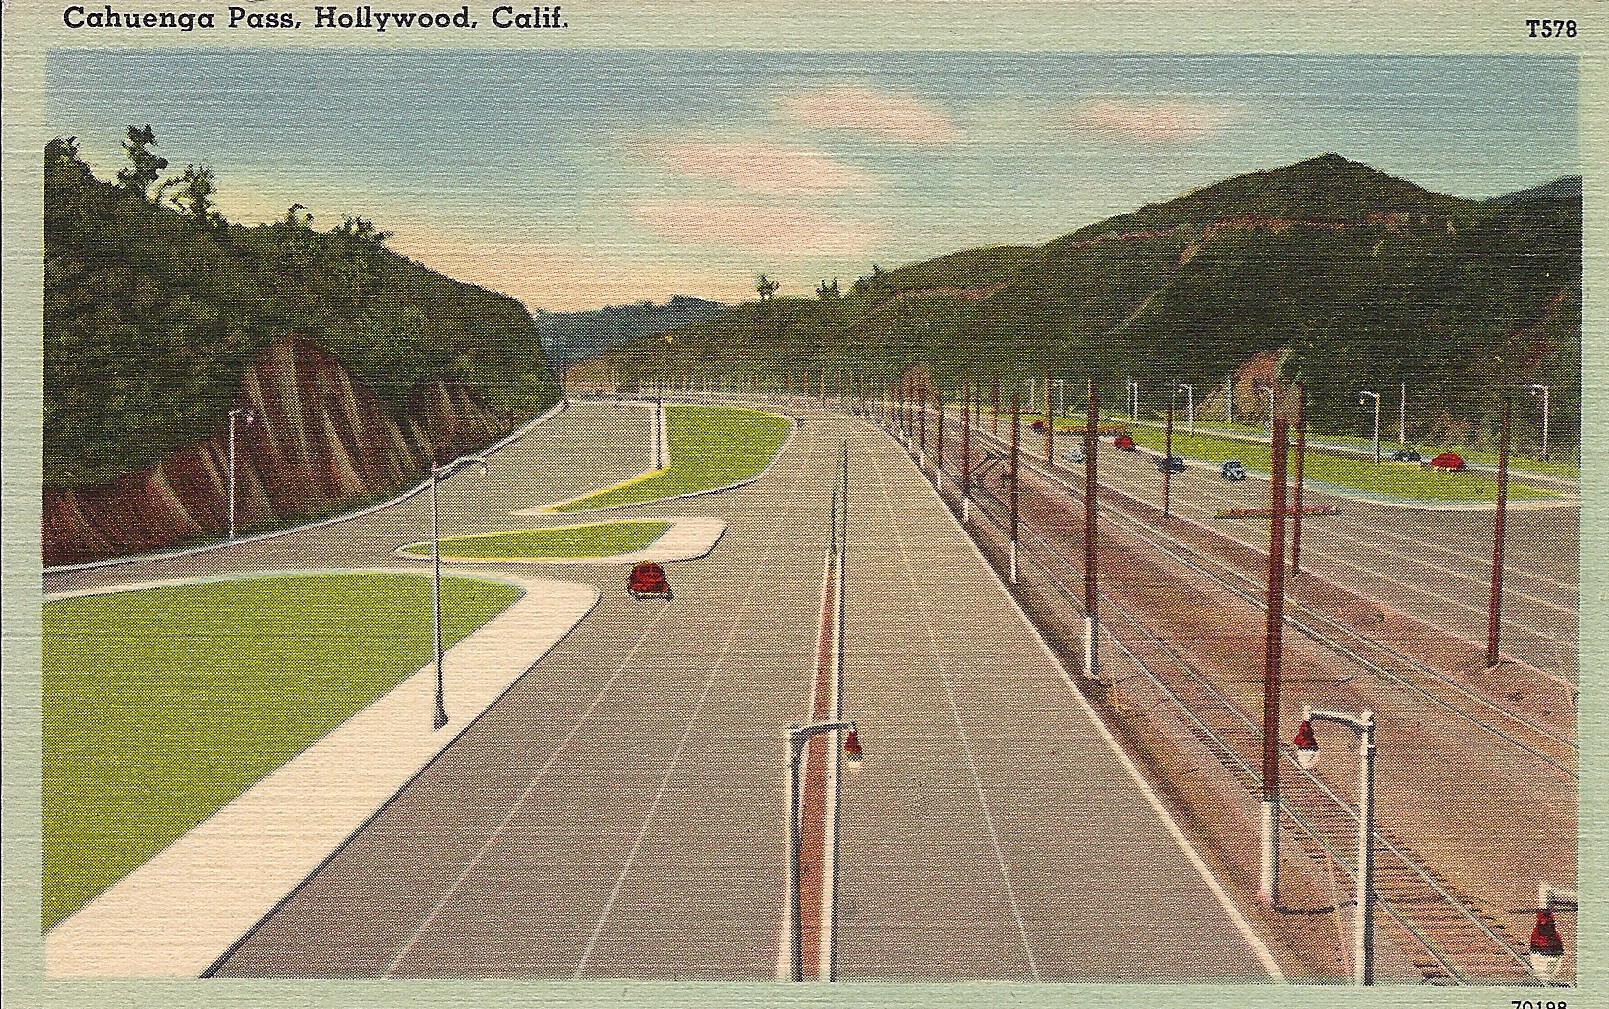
[1226,372,1234,426]
[1043,367,1054,464]
[1083,378,1100,682]
[918,383,927,467]
[1260,400,1290,906]
[1291,381,1307,576]
[1009,387,1020,584]
[992,376,1001,437]
[961,377,972,524]
[935,390,945,489]
[1163,389,1174,518]
[1487,394,1512,667]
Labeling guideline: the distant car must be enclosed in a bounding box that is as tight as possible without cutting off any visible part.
[1430,451,1467,472]
[1390,448,1422,463]
[1064,445,1085,465]
[1030,419,1048,433]
[628,561,673,600]
[1114,433,1137,451]
[1155,455,1186,474]
[1220,460,1247,480]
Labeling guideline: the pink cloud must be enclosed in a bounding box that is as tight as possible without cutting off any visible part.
[1067,97,1238,144]
[649,139,875,194]
[632,199,884,257]
[390,231,750,312]
[778,87,962,144]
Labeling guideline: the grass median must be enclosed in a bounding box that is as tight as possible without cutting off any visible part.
[1116,426,1554,503]
[556,404,790,511]
[400,520,670,560]
[42,572,521,931]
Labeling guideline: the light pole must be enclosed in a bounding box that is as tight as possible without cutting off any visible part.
[1056,378,1066,420]
[1293,706,1377,985]
[1258,384,1273,440]
[1226,373,1234,427]
[1178,383,1194,435]
[429,454,489,730]
[787,720,862,982]
[1126,377,1139,422]
[1398,380,1406,446]
[1528,882,1577,982]
[1530,384,1551,461]
[227,407,256,540]
[1359,390,1381,463]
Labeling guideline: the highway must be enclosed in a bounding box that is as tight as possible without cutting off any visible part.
[54,397,1280,980]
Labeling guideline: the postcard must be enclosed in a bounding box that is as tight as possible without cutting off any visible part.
[1,1,1596,1005]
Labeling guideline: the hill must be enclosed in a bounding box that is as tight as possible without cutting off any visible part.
[603,155,1581,454]
[537,295,727,366]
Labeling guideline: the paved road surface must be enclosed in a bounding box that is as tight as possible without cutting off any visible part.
[47,399,1276,981]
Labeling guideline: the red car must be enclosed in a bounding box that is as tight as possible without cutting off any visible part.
[628,561,673,600]
[1030,419,1048,433]
[1114,433,1136,451]
[1430,451,1467,472]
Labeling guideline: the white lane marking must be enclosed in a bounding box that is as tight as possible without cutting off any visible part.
[866,418,1286,981]
[384,603,672,976]
[859,437,1043,982]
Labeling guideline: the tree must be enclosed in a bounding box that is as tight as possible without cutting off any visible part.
[816,277,841,300]
[164,163,219,226]
[115,125,168,199]
[281,203,314,229]
[756,274,779,300]
[335,215,394,245]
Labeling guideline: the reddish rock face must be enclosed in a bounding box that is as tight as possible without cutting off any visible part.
[43,336,518,567]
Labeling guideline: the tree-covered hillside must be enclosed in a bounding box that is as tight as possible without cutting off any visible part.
[603,155,1581,453]
[45,131,560,488]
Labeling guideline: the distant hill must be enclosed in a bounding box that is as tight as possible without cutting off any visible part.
[537,295,726,365]
[602,155,1580,453]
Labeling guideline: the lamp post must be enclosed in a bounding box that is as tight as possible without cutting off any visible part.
[1528,882,1577,982]
[429,454,489,730]
[1359,390,1381,463]
[227,407,256,540]
[1530,384,1551,461]
[1226,373,1234,426]
[787,720,862,982]
[1258,384,1273,440]
[1126,377,1139,422]
[1293,706,1377,985]
[1398,380,1406,446]
[1178,383,1194,435]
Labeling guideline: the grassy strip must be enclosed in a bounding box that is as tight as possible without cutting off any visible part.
[1117,427,1555,502]
[42,572,521,930]
[400,520,670,560]
[556,405,790,512]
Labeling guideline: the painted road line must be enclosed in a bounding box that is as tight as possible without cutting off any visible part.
[45,570,599,979]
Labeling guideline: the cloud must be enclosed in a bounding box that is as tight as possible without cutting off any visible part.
[778,87,963,144]
[1064,97,1239,144]
[649,139,876,194]
[389,230,752,312]
[631,199,884,258]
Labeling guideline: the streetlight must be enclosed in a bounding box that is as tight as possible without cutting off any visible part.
[1359,390,1381,463]
[1258,384,1273,439]
[787,720,862,982]
[1530,384,1551,461]
[1293,707,1377,985]
[1126,377,1139,422]
[1177,383,1194,436]
[1529,882,1576,981]
[1398,380,1406,446]
[227,407,257,540]
[428,454,489,730]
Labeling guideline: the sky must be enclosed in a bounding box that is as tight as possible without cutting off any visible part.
[47,50,1578,312]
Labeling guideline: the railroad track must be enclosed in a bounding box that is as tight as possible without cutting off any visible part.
[865,411,1555,986]
[955,420,1577,782]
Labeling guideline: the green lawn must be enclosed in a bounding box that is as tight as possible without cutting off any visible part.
[400,520,670,560]
[1118,427,1556,503]
[42,572,521,931]
[557,404,791,511]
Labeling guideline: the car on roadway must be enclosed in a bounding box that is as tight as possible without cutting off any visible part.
[1155,455,1186,474]
[1064,444,1085,465]
[1390,448,1422,463]
[1031,418,1048,433]
[1220,460,1247,480]
[1114,433,1136,451]
[628,561,673,600]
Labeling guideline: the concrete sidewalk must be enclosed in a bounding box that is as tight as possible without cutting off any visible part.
[44,569,599,979]
[390,517,728,566]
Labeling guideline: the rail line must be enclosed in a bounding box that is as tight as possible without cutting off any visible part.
[854,402,1556,985]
